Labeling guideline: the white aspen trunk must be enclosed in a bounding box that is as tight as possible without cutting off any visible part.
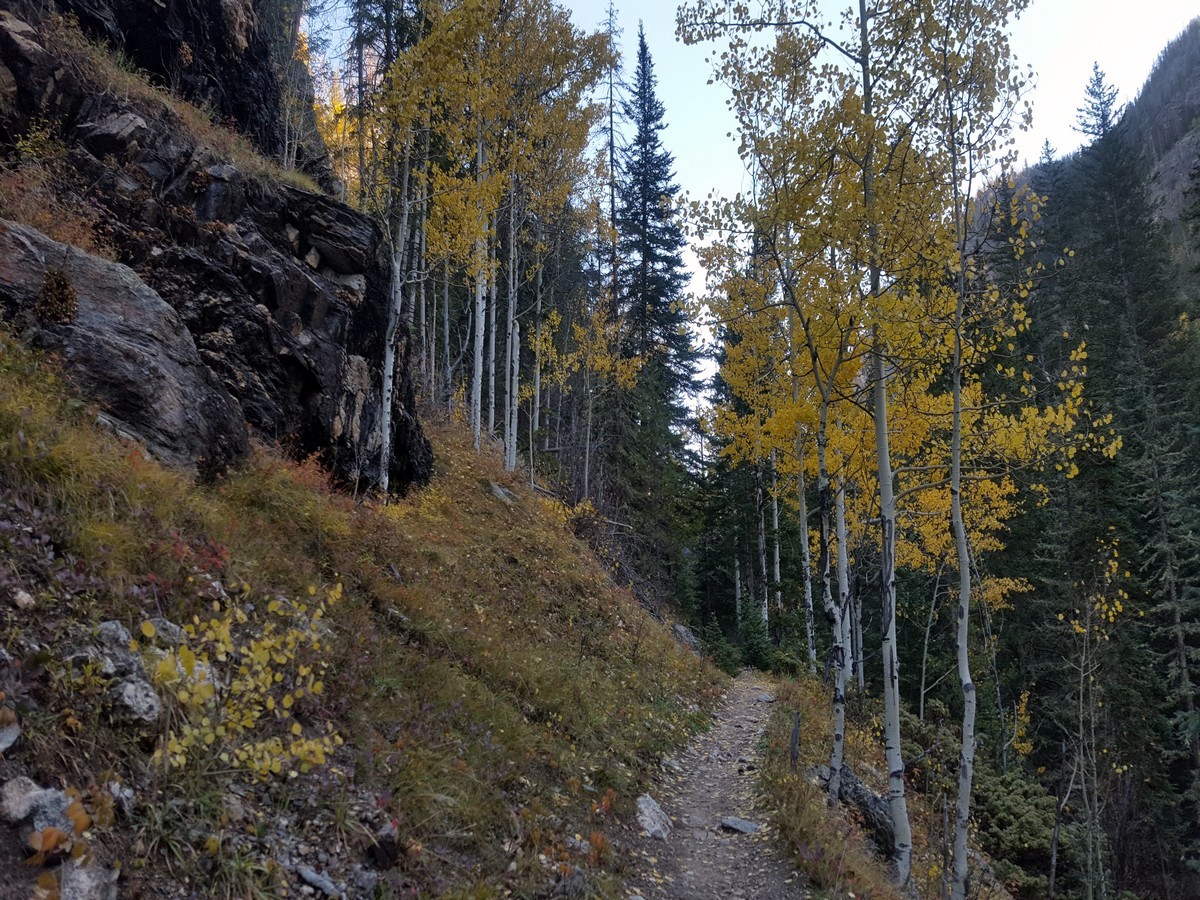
[920,567,943,721]
[771,452,783,623]
[544,235,558,452]
[507,319,519,471]
[442,259,451,414]
[833,481,852,796]
[470,131,486,449]
[756,468,770,625]
[427,229,436,401]
[817,399,847,799]
[487,225,498,439]
[950,284,977,900]
[798,462,818,674]
[417,218,427,390]
[532,222,543,447]
[378,136,413,493]
[874,333,913,886]
[857,0,911,878]
[853,576,865,691]
[583,372,593,499]
[504,196,519,471]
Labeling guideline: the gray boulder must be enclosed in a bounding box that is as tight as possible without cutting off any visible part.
[60,856,119,900]
[0,219,250,475]
[672,624,700,653]
[719,816,761,834]
[109,676,161,724]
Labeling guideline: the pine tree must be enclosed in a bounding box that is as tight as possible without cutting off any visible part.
[606,24,699,603]
[1075,62,1121,140]
[616,24,692,377]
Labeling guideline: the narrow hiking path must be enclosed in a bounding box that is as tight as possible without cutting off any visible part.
[624,671,807,900]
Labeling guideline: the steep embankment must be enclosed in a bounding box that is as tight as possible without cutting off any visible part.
[0,330,721,897]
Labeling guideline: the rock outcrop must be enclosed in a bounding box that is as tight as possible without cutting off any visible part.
[0,12,431,490]
[0,219,250,475]
[54,0,331,185]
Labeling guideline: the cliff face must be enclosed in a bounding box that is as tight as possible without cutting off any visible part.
[53,0,332,182]
[0,12,431,490]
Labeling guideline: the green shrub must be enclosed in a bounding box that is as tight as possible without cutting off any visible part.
[698,621,742,675]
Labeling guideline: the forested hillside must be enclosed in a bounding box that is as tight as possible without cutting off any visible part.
[680,5,1200,898]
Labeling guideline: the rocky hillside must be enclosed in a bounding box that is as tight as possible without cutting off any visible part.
[0,9,430,490]
[1125,18,1200,240]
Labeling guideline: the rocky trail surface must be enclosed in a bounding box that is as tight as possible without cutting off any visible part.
[625,672,807,900]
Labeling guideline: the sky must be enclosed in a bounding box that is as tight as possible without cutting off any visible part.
[564,0,1199,303]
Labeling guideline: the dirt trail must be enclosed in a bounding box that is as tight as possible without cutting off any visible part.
[624,671,807,900]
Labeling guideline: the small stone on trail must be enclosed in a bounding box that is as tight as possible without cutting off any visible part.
[297,865,341,897]
[60,855,119,900]
[636,793,672,840]
[12,589,34,609]
[755,693,776,703]
[0,719,18,753]
[719,816,762,834]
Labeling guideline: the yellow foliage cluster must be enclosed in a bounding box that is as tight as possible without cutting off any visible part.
[1011,689,1033,758]
[1058,537,1134,640]
[142,582,343,780]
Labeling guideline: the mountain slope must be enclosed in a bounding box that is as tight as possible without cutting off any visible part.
[0,329,720,898]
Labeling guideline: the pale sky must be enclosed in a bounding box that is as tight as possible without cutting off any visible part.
[565,0,1199,300]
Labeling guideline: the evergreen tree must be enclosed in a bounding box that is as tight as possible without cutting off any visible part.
[1075,62,1121,140]
[616,24,693,378]
[604,24,700,605]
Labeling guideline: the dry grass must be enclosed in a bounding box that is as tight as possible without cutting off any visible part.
[0,329,722,896]
[760,678,903,899]
[761,678,1017,900]
[0,149,114,257]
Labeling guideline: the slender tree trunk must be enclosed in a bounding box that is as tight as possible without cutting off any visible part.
[378,136,413,492]
[798,460,818,674]
[606,0,618,317]
[853,574,865,691]
[874,333,912,885]
[583,372,593,498]
[442,259,451,414]
[858,0,911,878]
[757,466,770,625]
[1049,743,1074,900]
[832,481,851,797]
[950,292,976,900]
[817,398,847,799]
[771,452,783,639]
[471,130,487,449]
[920,567,944,721]
[487,220,498,438]
[532,221,543,450]
[734,553,742,620]
[504,194,518,470]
